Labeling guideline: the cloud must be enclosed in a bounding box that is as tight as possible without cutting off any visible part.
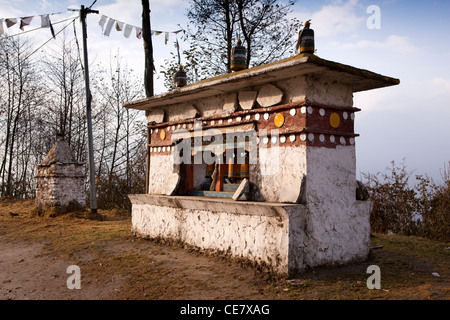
[340,35,418,54]
[431,77,450,94]
[307,0,365,37]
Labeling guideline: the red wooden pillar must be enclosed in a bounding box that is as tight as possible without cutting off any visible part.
[215,164,225,192]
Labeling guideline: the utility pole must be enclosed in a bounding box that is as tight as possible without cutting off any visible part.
[80,5,99,213]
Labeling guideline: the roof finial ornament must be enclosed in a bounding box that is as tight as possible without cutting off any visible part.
[295,19,315,55]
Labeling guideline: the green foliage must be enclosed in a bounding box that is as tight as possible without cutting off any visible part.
[363,160,450,241]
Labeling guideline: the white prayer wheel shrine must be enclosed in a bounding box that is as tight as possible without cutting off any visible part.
[124,53,399,277]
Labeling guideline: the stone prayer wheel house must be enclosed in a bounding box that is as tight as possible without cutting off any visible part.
[35,135,86,212]
[124,53,399,277]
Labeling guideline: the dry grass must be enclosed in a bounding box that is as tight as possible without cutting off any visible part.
[0,197,449,300]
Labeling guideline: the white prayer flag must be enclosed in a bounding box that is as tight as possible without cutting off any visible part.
[135,27,142,39]
[123,24,133,38]
[98,15,107,31]
[115,21,124,32]
[41,14,50,28]
[104,18,115,36]
[165,32,169,45]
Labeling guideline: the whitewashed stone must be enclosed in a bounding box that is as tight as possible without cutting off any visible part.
[146,108,165,123]
[238,91,258,110]
[166,104,200,122]
[222,93,238,114]
[256,84,284,107]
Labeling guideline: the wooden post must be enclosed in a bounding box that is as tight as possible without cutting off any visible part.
[142,0,154,194]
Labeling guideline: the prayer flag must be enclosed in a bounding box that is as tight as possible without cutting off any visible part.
[135,27,142,39]
[98,15,107,31]
[104,18,115,36]
[124,24,133,38]
[115,21,124,32]
[165,32,169,45]
[5,18,17,28]
[20,16,33,31]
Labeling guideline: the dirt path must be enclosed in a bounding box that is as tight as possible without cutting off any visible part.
[0,199,448,300]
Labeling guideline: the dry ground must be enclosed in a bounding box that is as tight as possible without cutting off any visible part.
[0,198,448,300]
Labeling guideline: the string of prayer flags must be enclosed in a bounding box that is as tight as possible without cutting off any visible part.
[0,12,63,39]
[96,14,184,42]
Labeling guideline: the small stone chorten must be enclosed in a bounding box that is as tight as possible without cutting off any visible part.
[35,134,86,212]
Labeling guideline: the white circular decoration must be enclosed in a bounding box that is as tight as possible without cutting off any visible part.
[162,147,166,152]
[280,136,286,144]
[308,133,314,141]
[218,119,223,124]
[319,134,325,142]
[246,115,251,120]
[289,134,296,142]
[255,113,260,121]
[330,135,335,143]
[228,118,233,123]
[150,129,153,134]
[211,120,215,126]
[155,128,159,133]
[349,137,355,145]
[351,113,355,120]
[290,108,296,116]
[343,112,348,120]
[262,137,269,144]
[300,107,307,114]
[340,136,346,145]
[236,116,242,122]
[307,106,313,114]
[271,136,278,144]
[158,147,162,152]
[264,113,269,120]
[167,126,170,132]
[319,108,325,116]
[300,133,307,141]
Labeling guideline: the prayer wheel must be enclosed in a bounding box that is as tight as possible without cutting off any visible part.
[174,65,187,88]
[227,156,240,180]
[240,153,249,179]
[299,21,314,54]
[230,39,247,71]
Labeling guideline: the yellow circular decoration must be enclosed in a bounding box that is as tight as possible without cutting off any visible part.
[274,113,285,128]
[160,130,166,140]
[330,113,340,128]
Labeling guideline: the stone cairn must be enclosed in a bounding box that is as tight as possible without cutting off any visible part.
[35,134,86,214]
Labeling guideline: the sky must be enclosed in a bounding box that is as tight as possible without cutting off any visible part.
[0,0,449,184]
